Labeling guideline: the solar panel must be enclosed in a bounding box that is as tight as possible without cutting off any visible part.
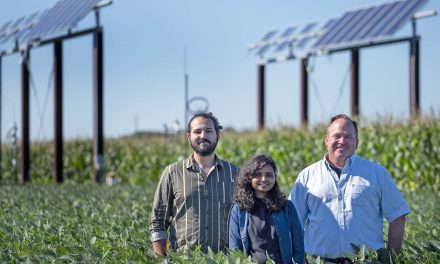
[7,16,26,36]
[0,12,44,45]
[331,7,378,45]
[295,37,312,50]
[247,0,428,59]
[376,0,427,36]
[293,22,318,49]
[313,0,427,50]
[299,22,318,35]
[0,0,110,52]
[345,3,398,42]
[254,30,278,57]
[261,30,278,42]
[21,12,40,29]
[24,0,102,42]
[273,22,320,53]
[313,9,362,48]
[0,16,26,44]
[274,27,297,52]
[256,43,273,57]
[321,18,339,31]
[16,10,48,42]
[0,20,13,37]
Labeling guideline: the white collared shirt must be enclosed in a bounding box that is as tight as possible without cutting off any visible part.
[289,154,410,258]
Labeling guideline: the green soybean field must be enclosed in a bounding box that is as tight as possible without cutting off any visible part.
[0,117,439,263]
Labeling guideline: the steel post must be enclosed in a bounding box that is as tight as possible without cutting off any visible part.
[257,64,265,130]
[54,41,63,183]
[409,37,420,117]
[93,29,104,183]
[300,58,309,128]
[20,50,30,184]
[350,49,360,117]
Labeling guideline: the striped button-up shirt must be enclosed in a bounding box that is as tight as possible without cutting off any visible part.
[150,155,240,253]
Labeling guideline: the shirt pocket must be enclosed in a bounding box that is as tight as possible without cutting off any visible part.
[349,183,375,205]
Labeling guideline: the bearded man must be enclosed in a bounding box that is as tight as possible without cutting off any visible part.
[150,112,240,256]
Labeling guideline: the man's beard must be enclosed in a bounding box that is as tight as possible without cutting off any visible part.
[190,139,217,156]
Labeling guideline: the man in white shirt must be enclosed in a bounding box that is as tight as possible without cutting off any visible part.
[290,114,410,263]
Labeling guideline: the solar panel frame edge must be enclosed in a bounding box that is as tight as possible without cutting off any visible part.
[316,33,399,52]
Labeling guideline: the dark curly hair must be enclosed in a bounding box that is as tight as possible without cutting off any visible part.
[234,154,287,213]
[187,112,223,134]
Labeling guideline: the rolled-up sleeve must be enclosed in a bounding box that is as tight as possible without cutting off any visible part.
[149,166,174,242]
[379,167,411,223]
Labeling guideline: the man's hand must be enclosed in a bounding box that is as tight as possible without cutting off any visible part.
[152,240,167,257]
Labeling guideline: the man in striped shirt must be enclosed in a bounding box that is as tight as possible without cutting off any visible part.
[150,112,240,256]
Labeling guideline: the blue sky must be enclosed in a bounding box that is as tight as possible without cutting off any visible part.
[1,0,439,141]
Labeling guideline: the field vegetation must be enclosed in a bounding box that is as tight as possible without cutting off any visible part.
[0,117,439,262]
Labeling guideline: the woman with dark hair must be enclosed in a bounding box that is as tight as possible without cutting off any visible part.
[229,154,305,264]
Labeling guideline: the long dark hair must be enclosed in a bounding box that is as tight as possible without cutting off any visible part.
[234,154,287,213]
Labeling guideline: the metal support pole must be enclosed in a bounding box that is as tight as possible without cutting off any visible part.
[54,41,63,183]
[300,57,309,128]
[350,49,360,117]
[184,74,188,127]
[257,64,265,130]
[409,37,420,117]
[95,10,101,27]
[184,47,189,129]
[21,50,30,184]
[93,28,104,183]
[0,55,2,181]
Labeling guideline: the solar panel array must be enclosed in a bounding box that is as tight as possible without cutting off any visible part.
[313,0,428,50]
[0,0,103,50]
[24,0,101,42]
[248,0,428,58]
[249,22,322,58]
